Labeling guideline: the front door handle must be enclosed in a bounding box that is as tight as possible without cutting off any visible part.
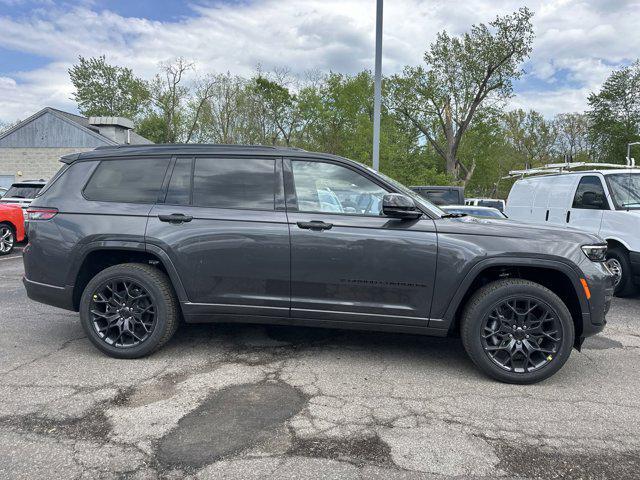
[297,220,333,231]
[158,213,193,224]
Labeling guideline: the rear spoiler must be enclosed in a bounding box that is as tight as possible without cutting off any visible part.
[60,153,81,164]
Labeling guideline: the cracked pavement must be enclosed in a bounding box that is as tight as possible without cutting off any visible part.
[1,250,640,479]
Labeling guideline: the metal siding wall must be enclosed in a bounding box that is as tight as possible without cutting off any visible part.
[0,112,109,148]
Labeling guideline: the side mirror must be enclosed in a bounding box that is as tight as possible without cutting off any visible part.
[382,193,422,220]
[582,191,604,208]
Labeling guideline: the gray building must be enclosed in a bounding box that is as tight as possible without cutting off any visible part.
[0,107,152,188]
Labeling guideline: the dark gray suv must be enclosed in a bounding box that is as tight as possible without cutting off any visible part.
[23,145,613,384]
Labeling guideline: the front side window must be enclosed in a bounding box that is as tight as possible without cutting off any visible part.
[84,157,170,203]
[291,161,388,215]
[193,157,275,210]
[572,176,608,210]
[606,173,640,210]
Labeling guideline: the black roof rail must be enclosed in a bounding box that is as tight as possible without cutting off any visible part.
[93,143,306,152]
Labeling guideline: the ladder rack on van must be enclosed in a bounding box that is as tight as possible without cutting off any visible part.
[504,160,639,179]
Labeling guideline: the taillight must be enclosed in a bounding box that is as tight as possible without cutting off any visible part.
[26,207,58,221]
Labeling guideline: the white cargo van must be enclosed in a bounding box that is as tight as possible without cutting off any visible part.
[506,167,640,296]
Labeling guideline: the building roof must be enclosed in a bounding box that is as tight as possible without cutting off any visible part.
[0,107,152,148]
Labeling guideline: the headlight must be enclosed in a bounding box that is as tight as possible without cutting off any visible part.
[581,244,607,262]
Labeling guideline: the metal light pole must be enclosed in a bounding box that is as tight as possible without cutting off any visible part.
[372,0,383,171]
[627,142,640,167]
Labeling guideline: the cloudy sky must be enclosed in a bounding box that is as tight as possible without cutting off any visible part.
[0,0,638,123]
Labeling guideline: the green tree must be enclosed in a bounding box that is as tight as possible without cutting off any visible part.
[503,109,557,168]
[389,8,534,183]
[554,112,592,162]
[69,55,150,118]
[587,60,640,164]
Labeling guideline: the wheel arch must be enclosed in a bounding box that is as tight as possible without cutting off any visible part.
[71,242,188,311]
[606,238,629,252]
[440,258,589,347]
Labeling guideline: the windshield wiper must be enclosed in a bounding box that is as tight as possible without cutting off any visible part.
[440,213,468,218]
[9,195,25,198]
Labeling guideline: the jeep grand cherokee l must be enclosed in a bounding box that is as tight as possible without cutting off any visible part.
[22,145,613,384]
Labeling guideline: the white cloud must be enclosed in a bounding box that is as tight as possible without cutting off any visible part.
[0,0,638,121]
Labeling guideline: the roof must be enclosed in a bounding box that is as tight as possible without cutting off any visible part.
[516,169,640,180]
[60,144,344,164]
[0,107,152,148]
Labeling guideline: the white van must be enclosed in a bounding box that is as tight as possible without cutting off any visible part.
[506,168,640,296]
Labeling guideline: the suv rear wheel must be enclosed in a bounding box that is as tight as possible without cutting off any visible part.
[79,263,179,358]
[0,223,15,255]
[461,279,574,384]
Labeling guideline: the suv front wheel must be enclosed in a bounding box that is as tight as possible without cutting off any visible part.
[79,263,179,358]
[461,279,574,384]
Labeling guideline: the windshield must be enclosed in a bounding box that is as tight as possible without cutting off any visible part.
[605,173,640,210]
[369,169,446,217]
[3,185,42,199]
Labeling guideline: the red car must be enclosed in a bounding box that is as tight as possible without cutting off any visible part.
[0,204,25,255]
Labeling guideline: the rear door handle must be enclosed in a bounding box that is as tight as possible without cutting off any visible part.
[296,220,333,231]
[158,213,193,224]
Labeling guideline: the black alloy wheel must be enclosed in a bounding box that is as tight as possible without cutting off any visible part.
[80,263,179,358]
[481,298,562,373]
[90,279,157,348]
[461,279,574,384]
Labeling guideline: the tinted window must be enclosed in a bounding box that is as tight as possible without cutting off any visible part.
[4,185,43,199]
[572,176,607,210]
[193,158,275,210]
[84,158,170,203]
[478,200,503,211]
[415,189,459,205]
[165,158,192,205]
[291,161,387,215]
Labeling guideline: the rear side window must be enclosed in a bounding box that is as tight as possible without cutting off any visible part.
[84,157,170,203]
[192,157,275,210]
[572,176,607,210]
[165,158,192,205]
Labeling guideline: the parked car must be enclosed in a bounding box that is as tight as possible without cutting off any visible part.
[23,145,612,384]
[441,205,508,219]
[465,197,506,212]
[410,186,464,205]
[507,169,640,296]
[0,186,8,198]
[0,180,47,210]
[0,204,25,255]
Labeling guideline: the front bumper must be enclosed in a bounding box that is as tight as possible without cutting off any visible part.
[23,276,75,311]
[575,260,614,347]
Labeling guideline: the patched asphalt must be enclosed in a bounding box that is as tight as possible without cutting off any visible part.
[1,255,639,479]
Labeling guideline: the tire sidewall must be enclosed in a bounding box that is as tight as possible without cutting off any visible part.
[79,267,170,359]
[607,248,634,297]
[463,283,575,384]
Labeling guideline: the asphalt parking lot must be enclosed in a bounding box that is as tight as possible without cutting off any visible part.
[1,249,640,480]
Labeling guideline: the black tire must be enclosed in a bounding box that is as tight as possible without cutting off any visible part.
[0,222,15,256]
[461,279,575,385]
[79,263,179,359]
[606,247,637,297]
